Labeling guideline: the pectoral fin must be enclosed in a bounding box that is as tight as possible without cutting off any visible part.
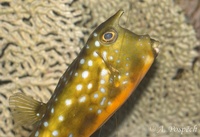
[9,93,46,126]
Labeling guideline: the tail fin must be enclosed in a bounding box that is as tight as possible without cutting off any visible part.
[9,93,47,126]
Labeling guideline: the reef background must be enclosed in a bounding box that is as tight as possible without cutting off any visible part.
[0,0,199,137]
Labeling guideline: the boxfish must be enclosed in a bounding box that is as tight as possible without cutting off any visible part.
[9,9,159,137]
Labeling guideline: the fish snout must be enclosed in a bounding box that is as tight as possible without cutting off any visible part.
[151,39,159,57]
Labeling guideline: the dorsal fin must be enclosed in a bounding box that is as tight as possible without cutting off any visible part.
[9,93,47,126]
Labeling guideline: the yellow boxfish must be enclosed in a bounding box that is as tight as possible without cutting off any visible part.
[9,9,159,137]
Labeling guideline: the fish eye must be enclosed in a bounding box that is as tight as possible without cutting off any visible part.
[102,29,117,43]
[104,32,113,40]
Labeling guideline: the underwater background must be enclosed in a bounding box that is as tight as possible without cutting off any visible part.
[0,0,199,137]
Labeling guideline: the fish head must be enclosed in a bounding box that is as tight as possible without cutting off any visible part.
[86,9,159,84]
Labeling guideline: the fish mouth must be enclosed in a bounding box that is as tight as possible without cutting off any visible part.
[151,39,160,57]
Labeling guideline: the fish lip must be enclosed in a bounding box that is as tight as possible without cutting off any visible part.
[151,40,160,57]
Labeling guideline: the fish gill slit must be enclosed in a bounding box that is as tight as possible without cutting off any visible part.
[96,51,121,86]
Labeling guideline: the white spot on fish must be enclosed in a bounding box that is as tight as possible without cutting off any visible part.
[94,33,97,37]
[87,83,92,89]
[35,131,39,137]
[69,133,73,137]
[88,60,93,66]
[126,57,130,60]
[52,130,58,136]
[93,51,98,57]
[79,96,86,103]
[100,87,106,93]
[101,69,108,76]
[97,109,102,114]
[115,50,119,53]
[102,51,107,57]
[109,56,113,60]
[122,81,128,84]
[86,45,89,49]
[65,99,72,106]
[36,113,40,117]
[76,84,82,91]
[51,108,54,114]
[82,71,89,79]
[117,60,120,63]
[108,101,112,105]
[80,59,85,64]
[95,41,100,47]
[89,107,93,111]
[100,97,106,106]
[126,63,129,67]
[69,71,73,76]
[58,115,64,121]
[100,79,105,84]
[74,72,78,76]
[118,75,121,79]
[94,93,98,98]
[126,72,129,76]
[43,121,48,127]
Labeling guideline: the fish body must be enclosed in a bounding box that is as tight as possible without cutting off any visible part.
[9,10,159,137]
